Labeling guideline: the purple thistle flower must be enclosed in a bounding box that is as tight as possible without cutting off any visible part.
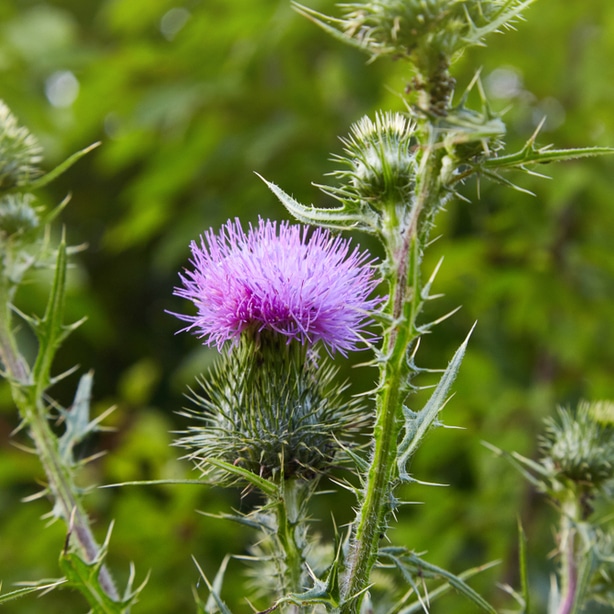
[172,217,381,355]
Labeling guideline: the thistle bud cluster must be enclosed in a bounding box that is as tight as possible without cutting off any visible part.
[0,103,43,244]
[0,101,42,191]
[299,0,533,114]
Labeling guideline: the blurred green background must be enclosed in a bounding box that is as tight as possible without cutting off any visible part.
[1,0,613,611]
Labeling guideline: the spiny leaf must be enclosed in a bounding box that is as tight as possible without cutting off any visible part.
[0,579,66,604]
[257,174,378,233]
[483,144,614,170]
[31,238,68,391]
[24,142,100,191]
[260,556,344,613]
[40,193,71,226]
[379,548,497,614]
[392,559,500,614]
[59,521,145,612]
[59,371,94,464]
[518,517,530,612]
[59,551,128,613]
[193,556,234,614]
[481,440,551,490]
[204,556,232,614]
[464,0,537,48]
[100,478,211,489]
[206,458,279,498]
[397,324,475,480]
[291,3,369,55]
[121,563,150,606]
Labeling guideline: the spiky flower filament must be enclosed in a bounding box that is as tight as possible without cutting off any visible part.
[172,217,381,356]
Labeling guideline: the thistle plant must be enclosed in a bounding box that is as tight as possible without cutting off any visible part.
[171,217,380,600]
[490,401,614,613]
[1,1,614,613]
[162,0,612,611]
[0,102,144,610]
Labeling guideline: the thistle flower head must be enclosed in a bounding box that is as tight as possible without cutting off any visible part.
[173,217,381,355]
[0,101,42,191]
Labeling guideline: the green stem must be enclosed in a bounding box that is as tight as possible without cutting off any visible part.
[342,145,443,610]
[0,281,120,603]
[18,390,120,601]
[340,249,416,606]
[557,496,581,614]
[273,479,308,610]
[0,283,29,384]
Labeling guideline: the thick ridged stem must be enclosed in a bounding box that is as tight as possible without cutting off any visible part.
[341,146,442,610]
[271,478,308,614]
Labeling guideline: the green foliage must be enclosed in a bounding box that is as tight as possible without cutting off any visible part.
[59,525,148,613]
[0,0,613,612]
[397,326,474,482]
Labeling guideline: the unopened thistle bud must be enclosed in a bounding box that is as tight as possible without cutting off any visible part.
[0,194,39,239]
[0,101,42,191]
[539,401,614,497]
[177,335,368,484]
[343,112,416,202]
[324,112,418,212]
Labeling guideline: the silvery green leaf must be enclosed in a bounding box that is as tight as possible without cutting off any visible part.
[59,371,94,463]
[0,579,66,604]
[258,174,378,233]
[397,324,475,481]
[379,548,497,614]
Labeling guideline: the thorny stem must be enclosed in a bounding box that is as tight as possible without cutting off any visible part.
[0,285,29,383]
[557,496,581,614]
[24,392,120,601]
[0,281,120,603]
[342,144,443,610]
